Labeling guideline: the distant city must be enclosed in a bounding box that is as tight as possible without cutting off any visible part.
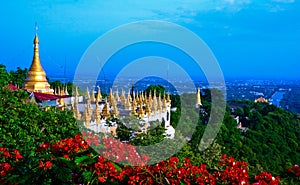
[48,75,300,114]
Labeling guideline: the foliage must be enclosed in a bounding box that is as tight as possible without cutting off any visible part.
[9,67,28,88]
[0,64,11,88]
[144,84,166,97]
[221,101,300,177]
[0,88,80,153]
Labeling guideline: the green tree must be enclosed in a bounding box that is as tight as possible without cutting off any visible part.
[0,64,10,88]
[144,84,166,97]
[9,67,28,88]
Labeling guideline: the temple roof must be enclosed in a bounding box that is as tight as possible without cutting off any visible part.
[33,92,69,102]
[254,97,268,103]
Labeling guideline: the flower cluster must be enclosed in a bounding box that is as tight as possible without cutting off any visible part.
[286,164,300,177]
[37,134,90,157]
[94,156,125,183]
[123,157,215,185]
[1,134,289,185]
[215,154,249,184]
[101,137,149,166]
[0,148,23,162]
[0,147,22,184]
[38,160,53,171]
[253,172,280,185]
[51,134,90,156]
[34,134,283,185]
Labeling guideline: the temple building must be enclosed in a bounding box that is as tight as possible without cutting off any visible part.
[72,86,204,139]
[19,29,75,109]
[23,30,54,94]
[254,97,268,103]
[73,87,175,139]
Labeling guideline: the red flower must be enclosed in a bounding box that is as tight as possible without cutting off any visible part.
[39,161,44,168]
[3,151,11,158]
[3,163,11,171]
[98,176,106,183]
[15,153,23,161]
[221,154,227,159]
[44,161,52,170]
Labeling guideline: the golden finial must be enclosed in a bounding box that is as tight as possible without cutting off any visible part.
[94,102,101,124]
[141,91,145,101]
[115,89,120,102]
[137,102,144,118]
[152,97,157,114]
[142,91,146,104]
[73,101,81,120]
[131,98,137,115]
[125,96,131,110]
[111,104,119,117]
[153,90,157,101]
[102,100,110,119]
[75,109,81,120]
[145,101,151,117]
[96,86,102,103]
[110,95,116,107]
[128,89,132,102]
[72,89,81,120]
[82,106,91,126]
[196,87,202,106]
[136,93,140,104]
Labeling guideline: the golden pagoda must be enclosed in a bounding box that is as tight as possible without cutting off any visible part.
[196,87,202,106]
[23,28,54,94]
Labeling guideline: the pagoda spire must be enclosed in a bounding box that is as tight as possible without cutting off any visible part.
[23,24,53,94]
[96,86,102,103]
[196,87,202,106]
[31,25,43,75]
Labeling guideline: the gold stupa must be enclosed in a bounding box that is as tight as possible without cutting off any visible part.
[196,87,202,105]
[23,30,53,94]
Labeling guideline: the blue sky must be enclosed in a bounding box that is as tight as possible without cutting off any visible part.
[0,0,299,80]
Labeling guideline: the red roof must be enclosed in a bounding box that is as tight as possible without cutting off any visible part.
[33,92,70,101]
[4,83,19,91]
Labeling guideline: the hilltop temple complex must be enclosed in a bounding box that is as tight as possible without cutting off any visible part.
[20,29,206,139]
[72,86,175,138]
